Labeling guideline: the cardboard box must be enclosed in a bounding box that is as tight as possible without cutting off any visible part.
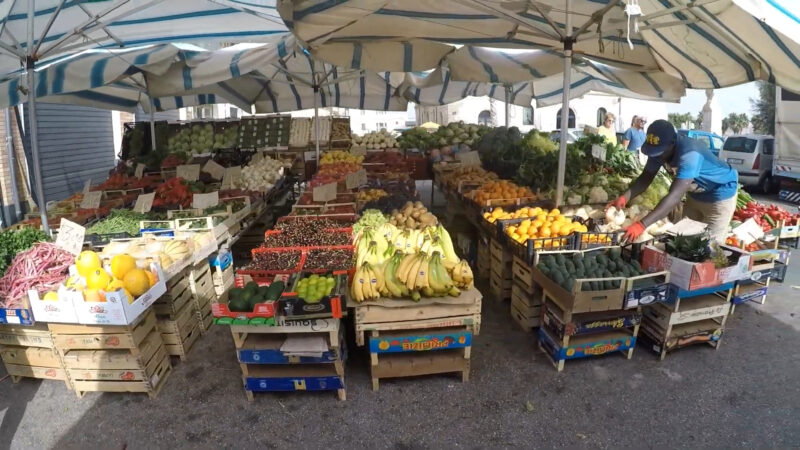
[533,268,625,313]
[641,245,752,291]
[30,287,79,324]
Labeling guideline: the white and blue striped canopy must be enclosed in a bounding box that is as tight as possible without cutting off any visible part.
[281,0,800,92]
[0,0,287,76]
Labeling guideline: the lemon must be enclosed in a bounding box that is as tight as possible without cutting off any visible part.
[86,269,112,291]
[43,291,59,301]
[75,251,101,277]
[110,254,137,280]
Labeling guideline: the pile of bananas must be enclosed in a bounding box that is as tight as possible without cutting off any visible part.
[351,221,475,302]
[351,251,474,302]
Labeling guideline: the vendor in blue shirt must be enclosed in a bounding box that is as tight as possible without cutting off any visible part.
[608,119,739,243]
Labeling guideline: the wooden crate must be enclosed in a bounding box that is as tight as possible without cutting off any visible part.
[230,319,345,401]
[489,272,512,301]
[188,262,216,333]
[50,310,157,351]
[539,299,640,372]
[730,265,772,314]
[153,275,194,319]
[510,282,541,331]
[349,289,482,347]
[0,346,71,388]
[0,323,54,348]
[213,264,235,296]
[157,300,201,361]
[640,290,730,360]
[511,256,536,291]
[60,328,171,399]
[490,239,511,264]
[368,326,471,391]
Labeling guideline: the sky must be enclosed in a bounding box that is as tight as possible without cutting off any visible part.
[665,82,760,118]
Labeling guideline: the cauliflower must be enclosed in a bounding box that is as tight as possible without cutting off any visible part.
[589,186,609,204]
[567,194,583,206]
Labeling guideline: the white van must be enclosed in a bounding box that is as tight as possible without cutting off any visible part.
[719,134,776,193]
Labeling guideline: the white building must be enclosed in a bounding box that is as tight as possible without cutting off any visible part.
[416,93,671,134]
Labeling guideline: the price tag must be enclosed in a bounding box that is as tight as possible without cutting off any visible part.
[193,191,220,209]
[221,166,241,189]
[312,182,337,202]
[350,146,367,156]
[591,144,606,162]
[134,163,145,179]
[83,179,92,193]
[304,151,317,161]
[346,169,368,190]
[202,160,226,180]
[80,191,102,209]
[55,219,86,256]
[176,164,201,181]
[133,192,155,213]
[456,151,481,165]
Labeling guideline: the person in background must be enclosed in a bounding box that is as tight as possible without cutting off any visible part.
[608,119,738,243]
[596,112,617,145]
[622,115,647,163]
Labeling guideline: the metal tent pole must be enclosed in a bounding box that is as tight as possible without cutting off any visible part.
[556,0,572,207]
[314,86,320,162]
[5,109,21,221]
[149,96,157,152]
[504,85,510,127]
[27,62,48,233]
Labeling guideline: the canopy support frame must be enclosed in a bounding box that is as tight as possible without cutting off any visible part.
[556,0,573,207]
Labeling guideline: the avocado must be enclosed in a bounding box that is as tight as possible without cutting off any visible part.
[258,286,270,297]
[228,287,244,300]
[265,281,285,301]
[596,254,608,267]
[572,253,584,264]
[229,298,249,312]
[564,260,575,273]
[241,290,253,303]
[606,260,617,272]
[555,254,566,266]
[631,260,642,272]
[552,271,565,286]
[540,255,554,267]
[603,280,613,290]
[245,281,259,293]
[564,277,575,291]
[609,247,622,259]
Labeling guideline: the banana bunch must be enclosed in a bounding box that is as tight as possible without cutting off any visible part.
[451,259,474,289]
[380,251,410,298]
[394,251,460,301]
[354,227,391,267]
[351,262,382,302]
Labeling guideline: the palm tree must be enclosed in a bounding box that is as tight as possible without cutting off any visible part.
[667,112,693,129]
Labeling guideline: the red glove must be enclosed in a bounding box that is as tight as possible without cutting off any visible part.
[623,221,646,243]
[607,196,627,211]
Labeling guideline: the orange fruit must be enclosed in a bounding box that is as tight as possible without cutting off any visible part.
[123,269,151,297]
[110,254,137,280]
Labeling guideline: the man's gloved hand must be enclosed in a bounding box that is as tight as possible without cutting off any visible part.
[606,196,627,211]
[623,221,646,243]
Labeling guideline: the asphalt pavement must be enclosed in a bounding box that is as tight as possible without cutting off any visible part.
[1,188,799,449]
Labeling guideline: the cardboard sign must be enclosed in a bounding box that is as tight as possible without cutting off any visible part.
[193,191,220,209]
[591,144,606,162]
[350,146,367,156]
[176,164,201,181]
[221,166,241,190]
[312,182,337,202]
[346,169,368,190]
[83,179,91,194]
[135,163,145,179]
[133,192,155,213]
[55,219,86,256]
[80,191,102,209]
[456,151,481,165]
[732,218,765,245]
[202,160,226,180]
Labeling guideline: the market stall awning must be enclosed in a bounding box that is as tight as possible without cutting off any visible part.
[0,0,287,76]
[280,0,800,91]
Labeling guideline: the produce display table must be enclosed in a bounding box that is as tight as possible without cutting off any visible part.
[228,318,346,401]
[0,324,70,388]
[49,310,172,398]
[639,283,734,360]
[348,289,481,390]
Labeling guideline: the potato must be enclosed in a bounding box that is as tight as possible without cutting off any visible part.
[394,213,404,222]
[402,204,414,216]
[405,217,417,228]
[411,210,421,220]
[414,201,424,209]
[419,212,437,225]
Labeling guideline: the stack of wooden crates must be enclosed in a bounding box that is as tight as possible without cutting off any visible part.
[189,260,216,333]
[49,310,172,398]
[489,239,512,301]
[153,268,202,360]
[0,324,70,389]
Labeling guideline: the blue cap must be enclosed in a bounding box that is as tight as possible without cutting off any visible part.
[641,119,677,157]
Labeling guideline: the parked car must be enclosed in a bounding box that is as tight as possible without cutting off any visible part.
[719,134,777,193]
[550,129,584,143]
[678,129,725,156]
